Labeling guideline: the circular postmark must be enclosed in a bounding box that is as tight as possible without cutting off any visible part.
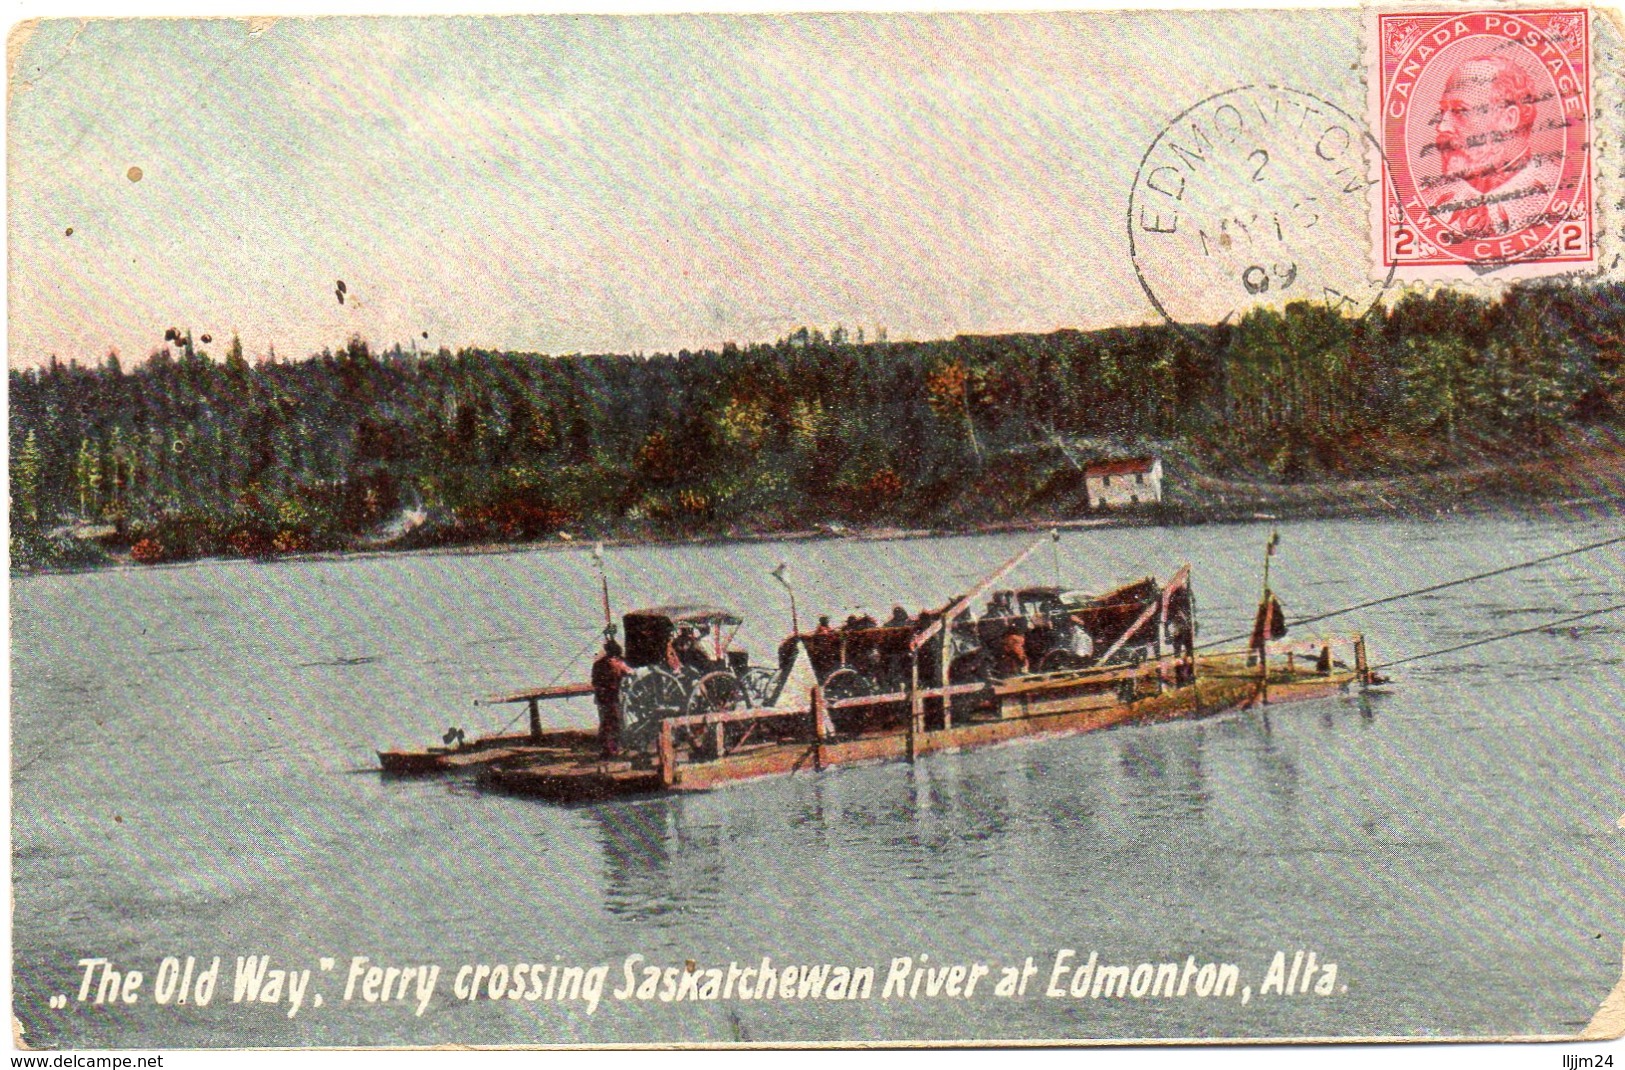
[1129,85,1392,329]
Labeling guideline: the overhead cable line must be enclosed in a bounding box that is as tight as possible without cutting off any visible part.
[1368,602,1625,671]
[1196,532,1625,651]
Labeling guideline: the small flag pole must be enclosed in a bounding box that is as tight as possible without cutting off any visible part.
[593,542,614,639]
[1262,528,1280,602]
[772,562,800,637]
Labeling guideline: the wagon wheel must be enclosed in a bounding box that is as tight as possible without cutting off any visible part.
[688,670,745,715]
[739,667,778,708]
[620,668,688,750]
[1039,649,1090,673]
[820,666,874,701]
[682,672,748,757]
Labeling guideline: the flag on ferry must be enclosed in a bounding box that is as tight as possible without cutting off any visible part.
[1250,593,1288,651]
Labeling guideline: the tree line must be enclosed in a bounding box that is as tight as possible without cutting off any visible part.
[10,282,1624,568]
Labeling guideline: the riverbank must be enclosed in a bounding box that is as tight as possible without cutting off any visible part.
[1158,428,1625,524]
[15,429,1625,575]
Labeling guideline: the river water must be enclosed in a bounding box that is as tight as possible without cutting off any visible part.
[10,512,1624,1047]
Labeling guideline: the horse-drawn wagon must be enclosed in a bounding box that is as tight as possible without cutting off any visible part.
[614,604,780,749]
[785,576,1185,699]
[966,578,1185,673]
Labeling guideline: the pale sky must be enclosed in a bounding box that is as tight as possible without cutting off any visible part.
[9,10,1379,367]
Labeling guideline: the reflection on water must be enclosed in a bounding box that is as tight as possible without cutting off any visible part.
[1119,731,1211,819]
[1355,693,1379,722]
[585,682,1440,946]
[10,512,1625,1046]
[1241,712,1300,810]
[590,796,725,926]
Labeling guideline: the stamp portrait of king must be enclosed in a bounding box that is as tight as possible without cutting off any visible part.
[1373,9,1594,276]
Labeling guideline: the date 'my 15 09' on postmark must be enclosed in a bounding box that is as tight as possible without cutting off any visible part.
[1370,7,1595,278]
[1129,85,1392,329]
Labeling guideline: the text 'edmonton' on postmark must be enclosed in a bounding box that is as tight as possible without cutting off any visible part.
[1129,83,1395,330]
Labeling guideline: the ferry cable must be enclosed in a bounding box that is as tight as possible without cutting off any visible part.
[1194,532,1625,651]
[1289,533,1625,628]
[1367,602,1625,671]
[492,631,602,735]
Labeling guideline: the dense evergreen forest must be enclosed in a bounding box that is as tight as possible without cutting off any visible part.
[10,283,1625,569]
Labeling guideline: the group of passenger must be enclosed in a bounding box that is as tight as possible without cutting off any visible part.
[664,623,721,674]
[800,598,1110,684]
[810,605,926,637]
[973,595,1101,678]
[789,606,946,693]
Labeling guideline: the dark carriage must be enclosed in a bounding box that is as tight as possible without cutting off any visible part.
[953,578,1173,677]
[618,605,777,749]
[1060,578,1167,664]
[782,576,1178,710]
[788,621,920,700]
[963,585,1072,672]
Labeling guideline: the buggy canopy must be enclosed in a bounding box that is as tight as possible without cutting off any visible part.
[622,605,744,669]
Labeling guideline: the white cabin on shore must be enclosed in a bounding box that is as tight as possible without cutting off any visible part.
[1084,457,1163,509]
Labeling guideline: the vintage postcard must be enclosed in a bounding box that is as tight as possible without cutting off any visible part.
[7,4,1625,1058]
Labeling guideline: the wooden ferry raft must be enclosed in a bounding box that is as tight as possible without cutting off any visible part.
[380,531,1379,800]
[474,637,1372,802]
[380,531,1625,801]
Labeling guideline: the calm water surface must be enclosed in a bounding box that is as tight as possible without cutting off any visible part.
[11,513,1624,1046]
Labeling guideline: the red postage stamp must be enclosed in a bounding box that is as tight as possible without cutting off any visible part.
[1370,8,1595,278]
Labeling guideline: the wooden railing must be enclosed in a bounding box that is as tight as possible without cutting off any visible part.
[650,631,1375,782]
[655,680,990,785]
[1212,632,1372,701]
